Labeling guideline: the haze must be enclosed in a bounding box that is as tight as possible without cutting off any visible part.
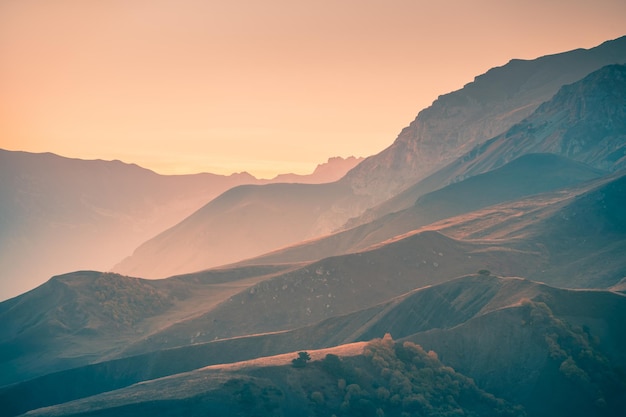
[1,0,625,178]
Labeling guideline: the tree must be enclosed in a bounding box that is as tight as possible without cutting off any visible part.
[292,351,311,368]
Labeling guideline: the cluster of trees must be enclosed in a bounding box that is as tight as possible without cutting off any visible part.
[218,317,625,417]
[300,335,523,417]
[523,299,626,414]
[89,273,171,327]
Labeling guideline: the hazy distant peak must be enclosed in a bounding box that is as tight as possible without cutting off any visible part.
[268,155,364,184]
[311,155,364,175]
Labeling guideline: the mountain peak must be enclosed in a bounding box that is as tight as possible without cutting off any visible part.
[342,36,626,201]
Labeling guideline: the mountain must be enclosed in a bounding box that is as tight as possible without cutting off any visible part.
[4,169,624,390]
[408,281,626,417]
[234,153,605,266]
[114,170,626,356]
[0,264,298,386]
[112,38,626,279]
[347,63,626,227]
[3,37,626,417]
[112,181,369,279]
[248,61,626,264]
[0,150,357,300]
[267,156,364,184]
[342,35,626,202]
[15,339,525,417]
[4,275,625,417]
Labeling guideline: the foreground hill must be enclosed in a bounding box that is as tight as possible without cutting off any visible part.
[4,275,625,417]
[0,265,300,386]
[19,340,524,417]
[0,150,358,300]
[408,287,626,417]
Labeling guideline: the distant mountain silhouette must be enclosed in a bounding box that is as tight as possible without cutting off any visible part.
[266,156,363,183]
[0,150,357,299]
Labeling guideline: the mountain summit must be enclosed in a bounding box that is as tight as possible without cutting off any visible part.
[342,36,626,201]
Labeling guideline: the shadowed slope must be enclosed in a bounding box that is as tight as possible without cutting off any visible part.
[409,290,626,417]
[116,231,541,356]
[17,339,521,417]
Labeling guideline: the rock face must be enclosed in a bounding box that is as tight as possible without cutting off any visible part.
[342,36,626,202]
[349,63,626,226]
[451,63,626,178]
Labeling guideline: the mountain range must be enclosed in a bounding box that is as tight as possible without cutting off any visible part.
[0,152,361,300]
[114,55,626,279]
[1,36,626,417]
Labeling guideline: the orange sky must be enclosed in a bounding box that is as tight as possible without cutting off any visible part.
[1,0,625,178]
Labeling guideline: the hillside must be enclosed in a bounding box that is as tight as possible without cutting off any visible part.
[4,275,625,417]
[19,339,525,417]
[0,265,299,386]
[409,292,626,417]
[113,181,369,278]
[235,153,605,266]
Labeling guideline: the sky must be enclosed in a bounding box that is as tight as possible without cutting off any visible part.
[1,1,625,178]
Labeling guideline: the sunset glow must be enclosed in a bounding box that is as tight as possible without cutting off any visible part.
[1,0,625,177]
